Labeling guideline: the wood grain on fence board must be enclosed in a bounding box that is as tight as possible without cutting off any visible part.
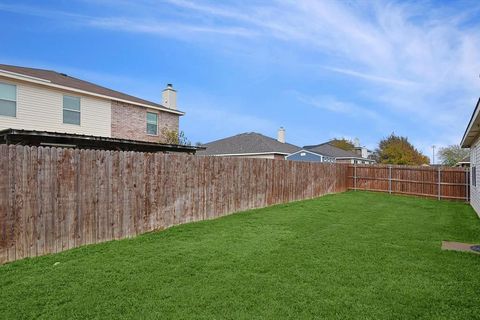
[348,164,469,200]
[0,145,348,264]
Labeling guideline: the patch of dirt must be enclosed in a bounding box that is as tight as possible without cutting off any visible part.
[442,241,480,255]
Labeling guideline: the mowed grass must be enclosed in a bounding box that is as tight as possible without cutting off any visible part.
[1,191,480,319]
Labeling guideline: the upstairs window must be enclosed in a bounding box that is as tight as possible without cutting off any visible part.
[63,95,80,125]
[0,82,16,117]
[146,112,158,135]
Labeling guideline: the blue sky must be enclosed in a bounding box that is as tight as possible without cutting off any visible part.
[1,0,480,158]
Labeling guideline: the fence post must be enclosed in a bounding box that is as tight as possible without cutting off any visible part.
[437,167,441,200]
[353,164,357,191]
[466,168,469,203]
[388,166,392,194]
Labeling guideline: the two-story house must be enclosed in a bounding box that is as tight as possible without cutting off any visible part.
[0,64,192,151]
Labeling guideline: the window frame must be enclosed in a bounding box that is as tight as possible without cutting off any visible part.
[62,95,81,126]
[0,81,17,118]
[146,111,158,136]
[472,166,476,187]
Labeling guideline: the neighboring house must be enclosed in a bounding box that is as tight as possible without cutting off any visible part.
[197,128,301,159]
[287,141,375,164]
[353,146,374,159]
[0,64,183,143]
[286,148,336,163]
[461,97,480,216]
[352,138,374,159]
[455,155,470,168]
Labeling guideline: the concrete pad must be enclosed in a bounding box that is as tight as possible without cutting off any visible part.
[442,241,480,255]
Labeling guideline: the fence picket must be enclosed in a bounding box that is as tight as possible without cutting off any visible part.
[348,164,469,201]
[0,146,355,264]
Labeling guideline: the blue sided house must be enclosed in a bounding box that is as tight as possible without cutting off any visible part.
[287,141,375,164]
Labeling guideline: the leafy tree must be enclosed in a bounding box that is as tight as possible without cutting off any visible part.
[330,138,355,151]
[438,145,469,167]
[161,128,191,146]
[375,133,429,165]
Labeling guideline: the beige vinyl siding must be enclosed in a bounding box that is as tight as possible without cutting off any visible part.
[0,77,111,137]
[470,138,480,217]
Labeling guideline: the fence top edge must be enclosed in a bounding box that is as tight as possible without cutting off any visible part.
[349,164,469,171]
[2,145,346,168]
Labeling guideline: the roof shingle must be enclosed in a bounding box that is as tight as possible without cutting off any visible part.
[197,132,301,156]
[0,64,183,114]
[304,142,363,158]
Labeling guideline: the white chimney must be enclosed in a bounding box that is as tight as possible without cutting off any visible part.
[277,127,286,143]
[162,84,177,109]
[354,137,360,147]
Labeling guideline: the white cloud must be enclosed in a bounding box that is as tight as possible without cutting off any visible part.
[3,0,480,153]
[294,92,384,123]
[87,17,258,38]
[322,66,418,87]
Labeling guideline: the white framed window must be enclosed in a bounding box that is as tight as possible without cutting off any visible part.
[146,112,158,135]
[473,166,477,187]
[63,95,81,125]
[0,82,17,117]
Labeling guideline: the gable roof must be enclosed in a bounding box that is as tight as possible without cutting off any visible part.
[197,132,301,156]
[0,64,184,115]
[304,142,367,159]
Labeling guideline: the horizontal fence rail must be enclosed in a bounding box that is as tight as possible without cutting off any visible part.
[348,164,470,201]
[0,145,348,264]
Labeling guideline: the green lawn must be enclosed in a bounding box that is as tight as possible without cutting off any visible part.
[1,191,480,319]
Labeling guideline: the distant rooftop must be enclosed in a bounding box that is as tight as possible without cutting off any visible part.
[197,132,301,156]
[304,142,369,159]
[457,154,470,164]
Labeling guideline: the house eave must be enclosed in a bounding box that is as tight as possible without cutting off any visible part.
[336,156,375,162]
[461,97,480,148]
[201,151,290,157]
[0,69,185,116]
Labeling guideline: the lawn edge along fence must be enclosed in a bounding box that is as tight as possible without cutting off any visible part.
[0,145,348,264]
[348,164,469,201]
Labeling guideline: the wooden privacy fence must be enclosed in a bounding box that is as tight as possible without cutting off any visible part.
[0,145,348,264]
[348,165,470,201]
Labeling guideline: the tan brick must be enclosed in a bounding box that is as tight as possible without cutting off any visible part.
[111,101,180,143]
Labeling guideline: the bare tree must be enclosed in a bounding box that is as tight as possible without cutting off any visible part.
[438,145,469,166]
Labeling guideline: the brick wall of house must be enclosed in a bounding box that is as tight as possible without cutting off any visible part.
[111,101,179,143]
